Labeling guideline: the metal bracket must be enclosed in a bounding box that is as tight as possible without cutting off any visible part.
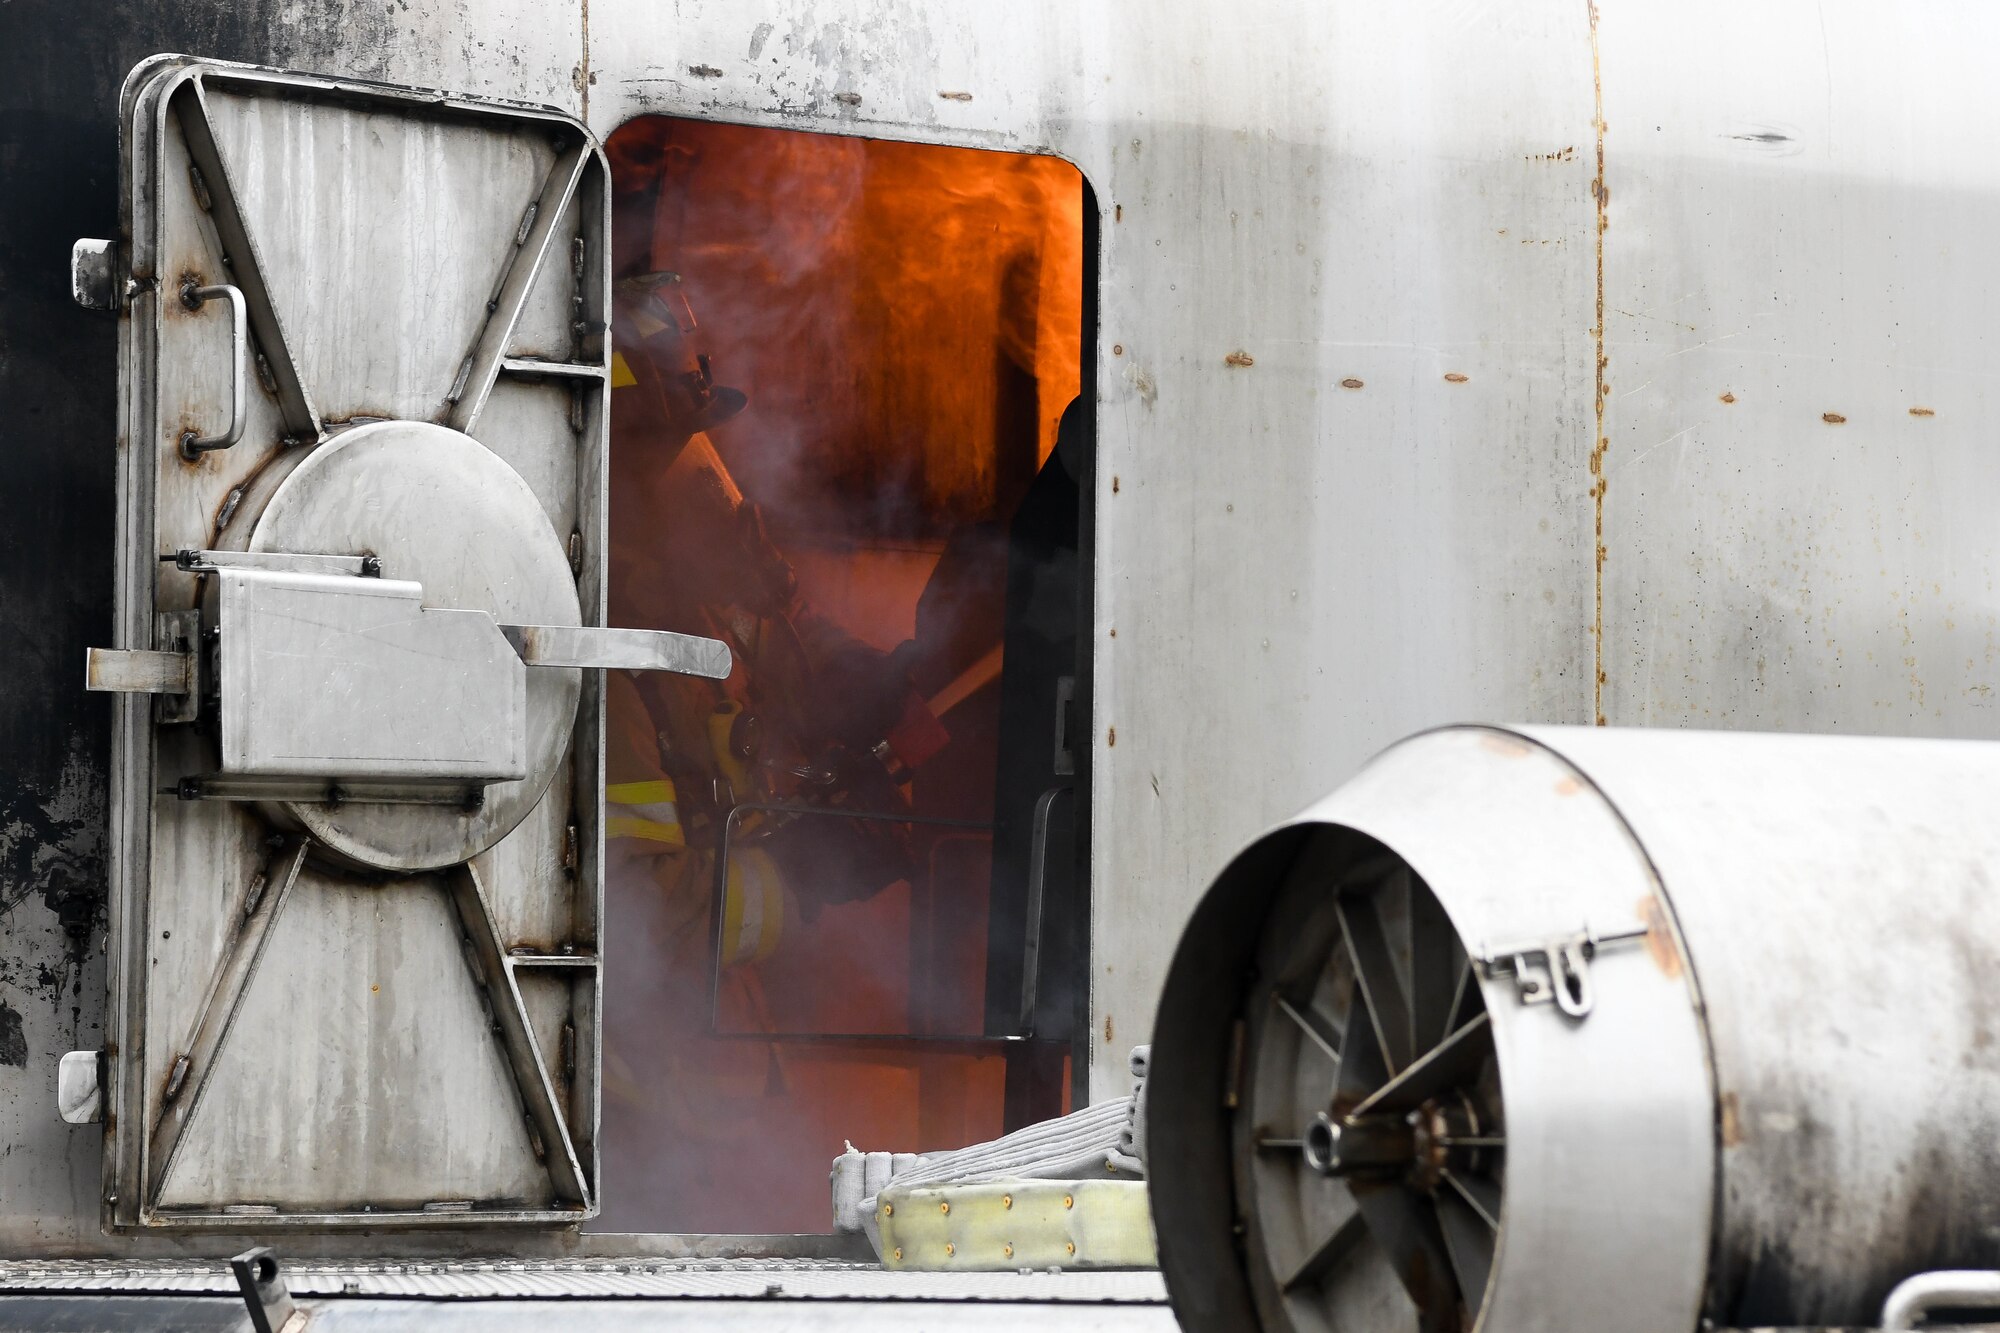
[229,1247,298,1333]
[155,610,201,723]
[70,238,119,311]
[1475,923,1649,1019]
[85,648,193,696]
[85,612,202,722]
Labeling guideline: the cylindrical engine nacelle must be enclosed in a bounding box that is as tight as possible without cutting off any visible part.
[1149,725,2000,1332]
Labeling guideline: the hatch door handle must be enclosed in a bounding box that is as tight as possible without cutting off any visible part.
[178,282,248,459]
[500,624,732,680]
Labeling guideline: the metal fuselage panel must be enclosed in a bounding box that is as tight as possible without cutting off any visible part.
[6,0,1999,1258]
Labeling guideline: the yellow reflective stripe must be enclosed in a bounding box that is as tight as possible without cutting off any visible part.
[607,779,677,804]
[722,851,785,965]
[610,351,638,388]
[722,857,748,959]
[756,873,783,961]
[606,814,684,846]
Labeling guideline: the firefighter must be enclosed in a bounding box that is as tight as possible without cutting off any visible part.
[599,270,944,1227]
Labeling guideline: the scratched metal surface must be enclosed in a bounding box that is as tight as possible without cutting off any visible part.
[9,0,2000,1268]
[582,0,2000,1110]
[582,0,1602,1111]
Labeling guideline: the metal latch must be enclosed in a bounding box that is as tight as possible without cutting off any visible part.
[1475,923,1649,1019]
[88,611,205,727]
[85,552,732,806]
[84,648,192,696]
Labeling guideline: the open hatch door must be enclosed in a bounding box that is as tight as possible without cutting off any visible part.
[79,55,727,1229]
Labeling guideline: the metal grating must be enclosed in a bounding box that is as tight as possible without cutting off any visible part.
[0,1259,1166,1304]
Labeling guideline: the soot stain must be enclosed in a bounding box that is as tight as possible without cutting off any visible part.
[0,1004,26,1068]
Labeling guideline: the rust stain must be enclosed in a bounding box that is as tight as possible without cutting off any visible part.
[1910,406,1936,417]
[577,0,590,121]
[1720,1091,1744,1147]
[1443,372,1469,384]
[1638,896,1683,977]
[1822,411,1847,424]
[1340,377,1364,390]
[1553,775,1582,796]
[1112,343,1124,356]
[1528,145,1578,162]
[1478,733,1532,758]
[939,90,974,102]
[1114,204,1123,223]
[1106,727,1116,748]
[1719,391,1736,404]
[1111,475,1120,494]
[1104,1015,1115,1043]
[1588,0,1609,727]
[688,64,723,78]
[1224,350,1255,368]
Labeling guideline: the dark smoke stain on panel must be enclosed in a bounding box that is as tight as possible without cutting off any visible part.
[0,0,377,1033]
[0,1005,24,1068]
[0,782,103,987]
[2,0,426,939]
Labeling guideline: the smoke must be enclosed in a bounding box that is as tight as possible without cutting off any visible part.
[595,116,1081,1235]
[613,117,1082,547]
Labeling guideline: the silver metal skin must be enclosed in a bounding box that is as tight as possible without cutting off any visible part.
[1151,725,2000,1331]
[1880,1270,2000,1329]
[11,0,2000,1289]
[176,283,245,457]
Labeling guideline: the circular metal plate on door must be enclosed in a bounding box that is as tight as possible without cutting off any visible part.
[246,420,581,871]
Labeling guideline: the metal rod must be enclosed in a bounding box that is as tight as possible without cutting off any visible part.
[1337,892,1416,1076]
[1881,1270,2000,1330]
[1017,785,1073,1033]
[1272,993,1342,1063]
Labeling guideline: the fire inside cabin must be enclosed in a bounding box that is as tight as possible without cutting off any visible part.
[597,117,1089,1233]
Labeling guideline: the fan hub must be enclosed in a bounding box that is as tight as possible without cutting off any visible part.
[1303,1111,1413,1181]
[1407,1093,1484,1193]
